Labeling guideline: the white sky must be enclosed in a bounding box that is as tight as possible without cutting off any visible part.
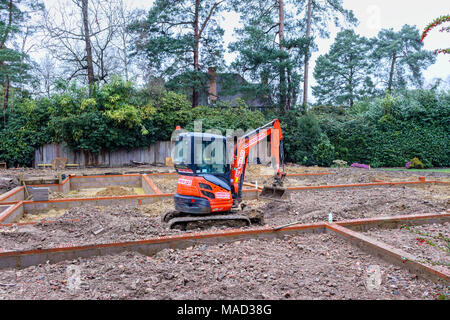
[42,0,450,95]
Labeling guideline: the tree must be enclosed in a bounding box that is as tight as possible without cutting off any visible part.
[0,0,43,122]
[372,25,436,93]
[228,0,309,111]
[111,0,143,82]
[299,0,358,106]
[42,0,128,90]
[80,0,94,87]
[129,0,226,108]
[312,30,374,107]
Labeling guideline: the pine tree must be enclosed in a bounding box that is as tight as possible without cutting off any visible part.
[228,0,309,112]
[129,0,225,108]
[371,25,436,93]
[299,0,358,106]
[312,30,374,107]
[0,0,43,122]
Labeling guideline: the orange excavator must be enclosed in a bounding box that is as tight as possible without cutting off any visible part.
[162,119,287,230]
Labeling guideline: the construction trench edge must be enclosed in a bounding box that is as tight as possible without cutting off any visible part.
[0,172,448,286]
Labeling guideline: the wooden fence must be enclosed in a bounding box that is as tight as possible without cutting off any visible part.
[34,142,174,168]
[34,141,273,168]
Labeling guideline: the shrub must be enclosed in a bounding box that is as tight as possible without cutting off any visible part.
[313,135,335,166]
[279,111,324,165]
[332,160,348,168]
[409,157,425,169]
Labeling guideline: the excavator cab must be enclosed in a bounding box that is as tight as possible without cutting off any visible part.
[172,132,235,215]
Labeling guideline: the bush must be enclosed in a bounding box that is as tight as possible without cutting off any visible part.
[322,90,449,168]
[409,157,425,169]
[279,111,324,165]
[1,82,449,169]
[332,160,348,168]
[313,135,335,166]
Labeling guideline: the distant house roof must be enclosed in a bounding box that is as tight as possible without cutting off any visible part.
[200,71,270,108]
[167,69,271,108]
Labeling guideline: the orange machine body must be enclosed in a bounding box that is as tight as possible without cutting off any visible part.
[176,175,233,213]
[172,119,284,215]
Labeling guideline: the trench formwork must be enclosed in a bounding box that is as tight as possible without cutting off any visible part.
[0,171,448,286]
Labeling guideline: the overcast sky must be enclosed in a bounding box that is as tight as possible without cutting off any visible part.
[43,0,450,95]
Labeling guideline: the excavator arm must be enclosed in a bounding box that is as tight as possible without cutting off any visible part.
[230,119,286,203]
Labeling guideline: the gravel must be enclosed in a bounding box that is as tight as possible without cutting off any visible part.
[365,222,450,274]
[0,233,447,300]
[1,165,448,300]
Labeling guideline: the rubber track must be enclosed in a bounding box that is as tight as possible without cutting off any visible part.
[168,215,251,230]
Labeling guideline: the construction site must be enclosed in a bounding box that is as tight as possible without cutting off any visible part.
[0,162,448,300]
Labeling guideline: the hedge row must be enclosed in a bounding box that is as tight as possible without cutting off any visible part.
[0,78,448,168]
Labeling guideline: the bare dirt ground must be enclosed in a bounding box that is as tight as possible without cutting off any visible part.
[149,175,178,193]
[0,164,448,300]
[0,205,185,252]
[1,184,447,252]
[245,165,449,186]
[0,164,174,193]
[263,186,449,226]
[0,164,174,178]
[0,233,447,300]
[0,175,20,195]
[50,186,144,199]
[365,223,450,274]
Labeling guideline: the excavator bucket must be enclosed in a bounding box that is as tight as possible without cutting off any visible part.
[260,185,289,200]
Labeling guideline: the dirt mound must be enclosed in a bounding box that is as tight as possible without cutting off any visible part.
[95,186,136,197]
[150,175,178,193]
[0,176,20,195]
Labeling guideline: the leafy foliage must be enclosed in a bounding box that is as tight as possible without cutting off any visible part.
[0,77,448,169]
[409,157,425,169]
[313,30,375,107]
[371,25,436,92]
[129,0,225,107]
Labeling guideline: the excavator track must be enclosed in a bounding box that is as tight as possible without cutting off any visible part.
[168,215,251,231]
[162,208,264,231]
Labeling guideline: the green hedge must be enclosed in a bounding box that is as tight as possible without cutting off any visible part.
[0,80,448,168]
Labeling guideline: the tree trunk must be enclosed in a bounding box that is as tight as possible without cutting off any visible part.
[388,52,396,93]
[1,0,13,118]
[349,56,354,107]
[123,35,129,81]
[3,75,9,125]
[302,0,312,108]
[81,0,95,91]
[278,0,287,112]
[192,0,200,108]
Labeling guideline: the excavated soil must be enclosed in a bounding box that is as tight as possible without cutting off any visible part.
[261,186,448,226]
[0,233,447,300]
[0,166,449,300]
[0,175,20,195]
[0,205,184,252]
[0,185,447,252]
[18,209,68,223]
[281,168,449,188]
[95,186,137,197]
[0,164,174,180]
[149,175,178,194]
[365,223,450,274]
[50,186,144,199]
